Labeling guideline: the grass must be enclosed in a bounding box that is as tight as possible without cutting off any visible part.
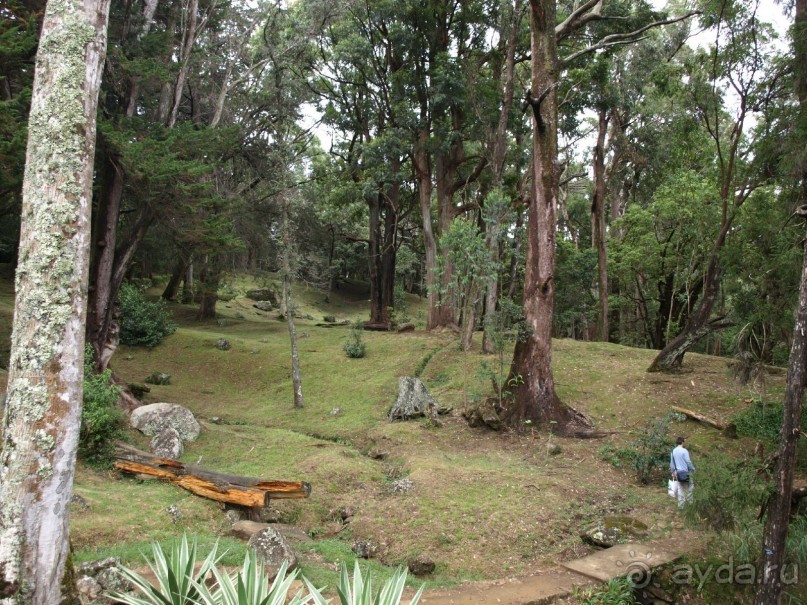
[0,269,799,603]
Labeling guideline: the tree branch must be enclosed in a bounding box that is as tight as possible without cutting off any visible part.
[561,12,700,66]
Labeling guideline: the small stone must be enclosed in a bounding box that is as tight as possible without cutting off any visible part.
[247,527,297,580]
[225,509,245,524]
[547,443,562,456]
[70,494,90,510]
[352,540,377,559]
[330,407,343,417]
[323,315,337,323]
[150,427,183,459]
[408,555,436,576]
[253,301,274,312]
[76,575,101,601]
[144,372,171,385]
[127,383,151,399]
[166,504,181,523]
[215,338,231,351]
[390,479,414,494]
[339,507,355,522]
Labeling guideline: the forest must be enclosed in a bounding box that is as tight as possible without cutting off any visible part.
[0,0,806,604]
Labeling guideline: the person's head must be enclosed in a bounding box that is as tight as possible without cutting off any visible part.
[676,436,686,446]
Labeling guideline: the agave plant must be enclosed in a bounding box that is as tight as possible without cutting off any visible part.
[196,553,311,605]
[108,534,221,605]
[306,561,423,605]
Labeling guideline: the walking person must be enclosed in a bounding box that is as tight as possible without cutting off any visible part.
[670,436,695,508]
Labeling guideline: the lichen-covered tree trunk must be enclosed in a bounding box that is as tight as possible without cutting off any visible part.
[501,0,591,435]
[0,0,110,602]
[281,200,304,409]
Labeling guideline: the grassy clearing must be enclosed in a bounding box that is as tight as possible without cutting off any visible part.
[0,271,796,602]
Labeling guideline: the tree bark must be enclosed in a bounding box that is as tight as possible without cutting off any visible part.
[501,0,592,435]
[755,0,807,600]
[591,107,609,342]
[755,208,807,604]
[0,0,110,602]
[162,256,188,301]
[414,128,441,329]
[281,200,304,409]
[483,0,520,354]
[196,259,219,320]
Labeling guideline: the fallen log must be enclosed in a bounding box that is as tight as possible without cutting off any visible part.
[114,443,311,506]
[671,405,736,437]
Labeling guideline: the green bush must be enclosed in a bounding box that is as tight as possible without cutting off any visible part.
[576,577,638,605]
[80,348,125,466]
[343,321,366,359]
[119,282,176,347]
[682,456,770,532]
[600,415,673,484]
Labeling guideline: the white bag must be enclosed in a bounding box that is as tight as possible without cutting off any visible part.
[668,479,678,498]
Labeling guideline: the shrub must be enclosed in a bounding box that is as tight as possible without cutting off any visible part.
[600,415,673,484]
[306,561,423,605]
[80,347,125,466]
[343,320,366,359]
[682,456,770,532]
[576,577,638,605]
[119,282,176,347]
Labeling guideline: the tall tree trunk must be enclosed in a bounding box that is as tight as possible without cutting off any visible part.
[483,0,520,354]
[591,107,609,342]
[281,199,304,409]
[755,208,807,604]
[0,0,110,602]
[414,128,440,329]
[162,256,187,301]
[367,173,398,328]
[648,243,726,371]
[501,0,591,435]
[196,258,219,320]
[87,0,167,372]
[755,0,807,599]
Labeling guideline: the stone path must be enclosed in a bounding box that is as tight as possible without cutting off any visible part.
[418,543,682,605]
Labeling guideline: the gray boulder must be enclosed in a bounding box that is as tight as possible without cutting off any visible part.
[144,372,171,385]
[150,427,184,459]
[246,288,280,305]
[253,301,274,312]
[130,403,200,442]
[389,377,450,421]
[352,540,377,559]
[215,338,231,351]
[408,555,436,576]
[247,527,297,580]
[580,515,649,548]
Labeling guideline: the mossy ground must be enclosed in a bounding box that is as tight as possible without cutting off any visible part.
[0,269,797,601]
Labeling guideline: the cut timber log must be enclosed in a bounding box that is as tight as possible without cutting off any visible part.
[114,443,311,507]
[671,405,736,437]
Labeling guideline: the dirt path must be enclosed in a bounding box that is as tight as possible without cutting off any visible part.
[416,542,682,605]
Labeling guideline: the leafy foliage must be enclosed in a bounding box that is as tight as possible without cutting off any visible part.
[343,320,366,358]
[575,577,638,605]
[682,456,770,532]
[599,415,673,484]
[80,347,125,466]
[119,282,177,347]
